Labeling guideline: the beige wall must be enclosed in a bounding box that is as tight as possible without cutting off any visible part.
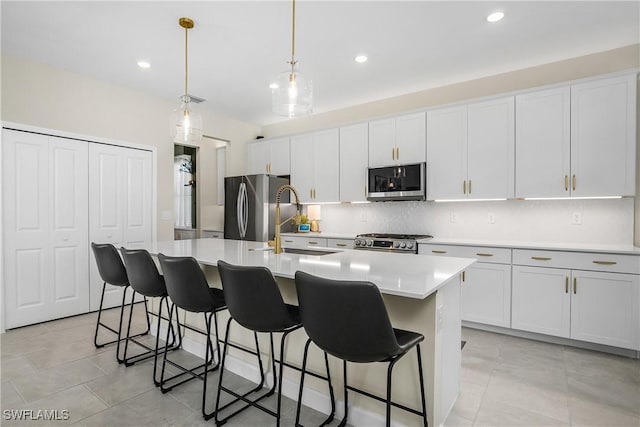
[262,44,639,137]
[1,53,260,240]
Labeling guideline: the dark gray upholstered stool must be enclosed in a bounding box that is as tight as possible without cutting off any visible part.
[294,271,428,427]
[91,243,150,360]
[215,260,303,427]
[119,248,180,383]
[158,253,227,420]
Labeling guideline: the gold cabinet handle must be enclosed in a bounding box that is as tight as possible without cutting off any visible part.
[313,188,317,199]
[284,239,293,243]
[463,180,467,194]
[335,243,347,247]
[266,163,269,173]
[476,253,494,257]
[269,163,272,173]
[531,256,552,261]
[308,241,318,245]
[396,147,400,160]
[564,175,569,191]
[432,250,447,254]
[469,179,472,194]
[573,277,577,294]
[593,260,617,265]
[572,174,576,191]
[391,147,395,160]
[310,189,313,198]
[462,271,466,282]
[565,277,569,293]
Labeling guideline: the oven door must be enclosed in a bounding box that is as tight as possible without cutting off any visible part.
[367,163,426,201]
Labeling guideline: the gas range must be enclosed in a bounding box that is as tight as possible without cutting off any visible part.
[354,233,433,254]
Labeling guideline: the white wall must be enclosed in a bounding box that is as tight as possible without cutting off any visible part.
[319,198,634,245]
[1,54,258,240]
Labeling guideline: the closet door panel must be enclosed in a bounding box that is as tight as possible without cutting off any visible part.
[49,137,89,318]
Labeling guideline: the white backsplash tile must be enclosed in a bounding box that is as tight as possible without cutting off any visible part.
[319,198,634,245]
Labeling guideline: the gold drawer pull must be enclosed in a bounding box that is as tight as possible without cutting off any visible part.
[572,174,576,191]
[463,180,466,194]
[308,241,319,245]
[593,260,617,265]
[335,243,347,247]
[573,277,577,294]
[284,240,293,243]
[564,175,569,191]
[476,253,494,257]
[432,250,447,254]
[462,271,466,282]
[468,179,472,194]
[531,256,552,261]
[565,277,569,293]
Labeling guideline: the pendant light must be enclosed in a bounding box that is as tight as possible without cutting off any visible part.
[170,17,203,144]
[271,0,313,117]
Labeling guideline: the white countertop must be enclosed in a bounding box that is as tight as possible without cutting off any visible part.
[280,232,356,240]
[418,237,640,255]
[132,239,475,299]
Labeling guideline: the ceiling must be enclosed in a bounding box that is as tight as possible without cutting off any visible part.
[2,1,639,126]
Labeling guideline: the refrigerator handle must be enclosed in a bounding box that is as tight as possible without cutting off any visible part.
[240,183,249,238]
[236,183,245,239]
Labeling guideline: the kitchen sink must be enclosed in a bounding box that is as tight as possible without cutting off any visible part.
[283,248,340,256]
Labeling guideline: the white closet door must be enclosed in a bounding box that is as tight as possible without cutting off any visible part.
[49,137,89,319]
[123,148,153,246]
[89,143,125,310]
[3,130,51,328]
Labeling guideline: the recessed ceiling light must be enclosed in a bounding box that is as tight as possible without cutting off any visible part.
[137,60,151,69]
[269,82,279,89]
[355,55,368,63]
[486,11,504,23]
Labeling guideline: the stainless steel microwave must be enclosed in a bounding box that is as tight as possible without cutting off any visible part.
[367,163,426,201]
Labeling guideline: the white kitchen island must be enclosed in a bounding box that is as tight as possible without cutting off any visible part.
[131,238,475,427]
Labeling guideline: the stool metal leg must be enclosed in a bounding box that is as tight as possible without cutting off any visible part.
[202,311,216,420]
[338,360,348,427]
[416,344,428,427]
[386,357,402,427]
[295,341,336,427]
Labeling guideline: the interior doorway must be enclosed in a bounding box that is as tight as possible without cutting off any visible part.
[174,144,198,240]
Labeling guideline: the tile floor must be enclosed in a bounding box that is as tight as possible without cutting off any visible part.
[1,308,639,426]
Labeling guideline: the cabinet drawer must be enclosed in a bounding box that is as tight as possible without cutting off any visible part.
[327,238,353,249]
[513,249,640,274]
[420,244,511,264]
[202,230,223,239]
[281,236,328,248]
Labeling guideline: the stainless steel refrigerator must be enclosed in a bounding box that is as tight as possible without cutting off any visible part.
[224,174,296,241]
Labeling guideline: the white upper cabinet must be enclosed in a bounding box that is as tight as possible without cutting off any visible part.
[247,137,290,176]
[427,106,467,200]
[368,112,425,167]
[339,123,368,202]
[570,74,636,197]
[427,96,514,200]
[467,96,515,199]
[515,87,570,198]
[291,129,340,203]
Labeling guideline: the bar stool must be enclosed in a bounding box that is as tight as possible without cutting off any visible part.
[91,243,150,354]
[215,260,303,427]
[157,253,226,420]
[294,271,429,427]
[119,248,181,383]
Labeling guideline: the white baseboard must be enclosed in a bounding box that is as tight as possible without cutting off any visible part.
[154,322,409,427]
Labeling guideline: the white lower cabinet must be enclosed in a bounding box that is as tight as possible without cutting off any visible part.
[462,263,511,328]
[420,244,511,327]
[512,251,640,350]
[281,236,328,249]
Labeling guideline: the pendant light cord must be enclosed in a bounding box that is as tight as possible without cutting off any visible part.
[290,0,296,65]
[184,25,189,96]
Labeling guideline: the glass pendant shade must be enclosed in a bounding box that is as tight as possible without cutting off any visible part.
[272,65,313,118]
[170,95,203,144]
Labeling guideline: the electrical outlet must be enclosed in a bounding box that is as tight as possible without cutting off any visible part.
[488,212,495,224]
[572,212,582,225]
[450,212,458,223]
